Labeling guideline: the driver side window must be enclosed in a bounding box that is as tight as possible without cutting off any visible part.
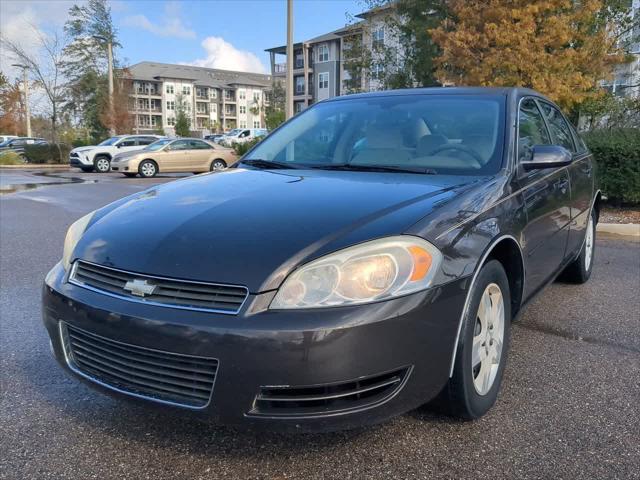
[518,99,550,162]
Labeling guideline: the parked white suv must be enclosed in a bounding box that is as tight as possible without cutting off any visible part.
[220,128,268,147]
[69,135,165,172]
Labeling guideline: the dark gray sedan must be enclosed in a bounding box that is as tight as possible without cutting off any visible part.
[43,87,598,432]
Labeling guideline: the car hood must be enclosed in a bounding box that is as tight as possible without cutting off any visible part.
[74,168,475,292]
[71,146,99,153]
[113,150,144,162]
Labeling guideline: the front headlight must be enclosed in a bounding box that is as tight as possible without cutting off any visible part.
[61,211,95,271]
[270,236,443,309]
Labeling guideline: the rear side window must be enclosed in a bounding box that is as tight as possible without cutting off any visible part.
[538,102,575,153]
[136,136,158,146]
[188,140,212,150]
[518,99,550,162]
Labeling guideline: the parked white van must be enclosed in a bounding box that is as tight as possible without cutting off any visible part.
[220,128,268,147]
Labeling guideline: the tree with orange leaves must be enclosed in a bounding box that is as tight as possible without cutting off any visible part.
[0,73,26,136]
[429,0,628,109]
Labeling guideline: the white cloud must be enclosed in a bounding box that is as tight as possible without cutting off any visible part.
[189,37,267,73]
[122,1,195,39]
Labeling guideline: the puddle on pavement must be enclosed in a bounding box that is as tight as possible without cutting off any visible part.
[0,171,97,195]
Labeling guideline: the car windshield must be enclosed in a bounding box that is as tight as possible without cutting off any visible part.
[144,139,173,151]
[226,129,242,136]
[244,94,506,175]
[98,137,121,146]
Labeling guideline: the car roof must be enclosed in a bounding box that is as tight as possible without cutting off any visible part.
[325,86,551,103]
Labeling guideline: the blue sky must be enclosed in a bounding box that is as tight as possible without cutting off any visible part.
[1,0,364,76]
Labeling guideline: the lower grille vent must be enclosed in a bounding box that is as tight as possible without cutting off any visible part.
[250,367,410,417]
[61,323,218,408]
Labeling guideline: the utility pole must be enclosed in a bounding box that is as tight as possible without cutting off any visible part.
[94,35,115,136]
[12,64,31,137]
[285,0,294,120]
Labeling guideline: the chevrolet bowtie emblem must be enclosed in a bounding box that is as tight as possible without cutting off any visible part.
[124,279,157,297]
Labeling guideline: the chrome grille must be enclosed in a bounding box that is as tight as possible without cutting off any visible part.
[249,367,411,417]
[61,323,218,408]
[70,261,248,314]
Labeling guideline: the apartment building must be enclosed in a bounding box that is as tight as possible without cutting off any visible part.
[127,62,272,136]
[603,0,640,98]
[265,4,397,112]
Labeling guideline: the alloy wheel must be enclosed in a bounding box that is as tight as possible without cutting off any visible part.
[141,162,156,177]
[472,283,505,396]
[212,160,226,171]
[96,158,110,172]
[584,215,594,271]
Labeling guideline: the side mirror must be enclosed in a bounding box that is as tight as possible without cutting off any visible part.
[522,145,573,171]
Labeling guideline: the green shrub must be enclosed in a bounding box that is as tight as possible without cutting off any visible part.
[23,143,70,164]
[233,137,261,156]
[0,151,23,165]
[582,128,640,205]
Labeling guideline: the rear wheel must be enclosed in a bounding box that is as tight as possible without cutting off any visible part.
[94,155,111,173]
[138,160,158,178]
[441,260,511,419]
[210,159,226,171]
[560,209,596,284]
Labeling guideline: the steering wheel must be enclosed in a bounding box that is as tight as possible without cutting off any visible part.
[428,144,484,168]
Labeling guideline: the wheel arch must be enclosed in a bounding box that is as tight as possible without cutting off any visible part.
[212,157,227,167]
[448,234,525,377]
[94,152,112,160]
[592,189,602,224]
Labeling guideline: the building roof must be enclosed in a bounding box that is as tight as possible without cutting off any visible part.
[127,61,272,89]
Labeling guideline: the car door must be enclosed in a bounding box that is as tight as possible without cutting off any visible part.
[187,140,215,171]
[538,101,594,258]
[160,139,191,172]
[517,97,572,298]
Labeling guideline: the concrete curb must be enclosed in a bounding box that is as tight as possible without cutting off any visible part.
[597,223,640,239]
[0,164,71,170]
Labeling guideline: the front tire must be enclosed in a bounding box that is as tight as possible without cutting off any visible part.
[138,160,158,178]
[560,209,596,284]
[442,260,511,419]
[94,155,111,173]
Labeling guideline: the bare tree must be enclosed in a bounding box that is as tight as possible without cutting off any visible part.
[1,28,65,151]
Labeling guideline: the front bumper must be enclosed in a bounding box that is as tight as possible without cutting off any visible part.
[69,155,92,167]
[43,262,468,432]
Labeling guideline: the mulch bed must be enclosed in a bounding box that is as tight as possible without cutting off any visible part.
[600,206,640,224]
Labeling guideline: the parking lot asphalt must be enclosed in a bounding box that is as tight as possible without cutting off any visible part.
[1,169,639,480]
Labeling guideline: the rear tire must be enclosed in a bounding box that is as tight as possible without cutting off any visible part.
[560,209,596,284]
[441,260,511,419]
[94,155,111,173]
[138,160,158,178]
[210,159,226,171]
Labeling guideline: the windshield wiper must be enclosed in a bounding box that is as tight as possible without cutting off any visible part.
[312,164,437,175]
[239,159,301,170]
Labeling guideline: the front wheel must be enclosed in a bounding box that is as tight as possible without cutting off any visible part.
[560,209,596,284]
[94,156,111,173]
[138,160,158,178]
[442,260,511,419]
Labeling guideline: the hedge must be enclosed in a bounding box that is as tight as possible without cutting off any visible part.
[582,128,640,205]
[23,143,71,164]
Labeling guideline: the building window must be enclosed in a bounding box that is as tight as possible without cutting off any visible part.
[239,90,246,100]
[295,102,303,113]
[295,76,305,94]
[239,105,247,114]
[318,44,329,62]
[211,104,217,113]
[239,121,247,128]
[253,120,260,128]
[372,27,385,48]
[371,63,384,79]
[166,101,175,110]
[210,89,217,99]
[167,117,175,126]
[166,84,174,94]
[182,86,191,95]
[196,87,207,98]
[253,91,260,102]
[318,72,329,90]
